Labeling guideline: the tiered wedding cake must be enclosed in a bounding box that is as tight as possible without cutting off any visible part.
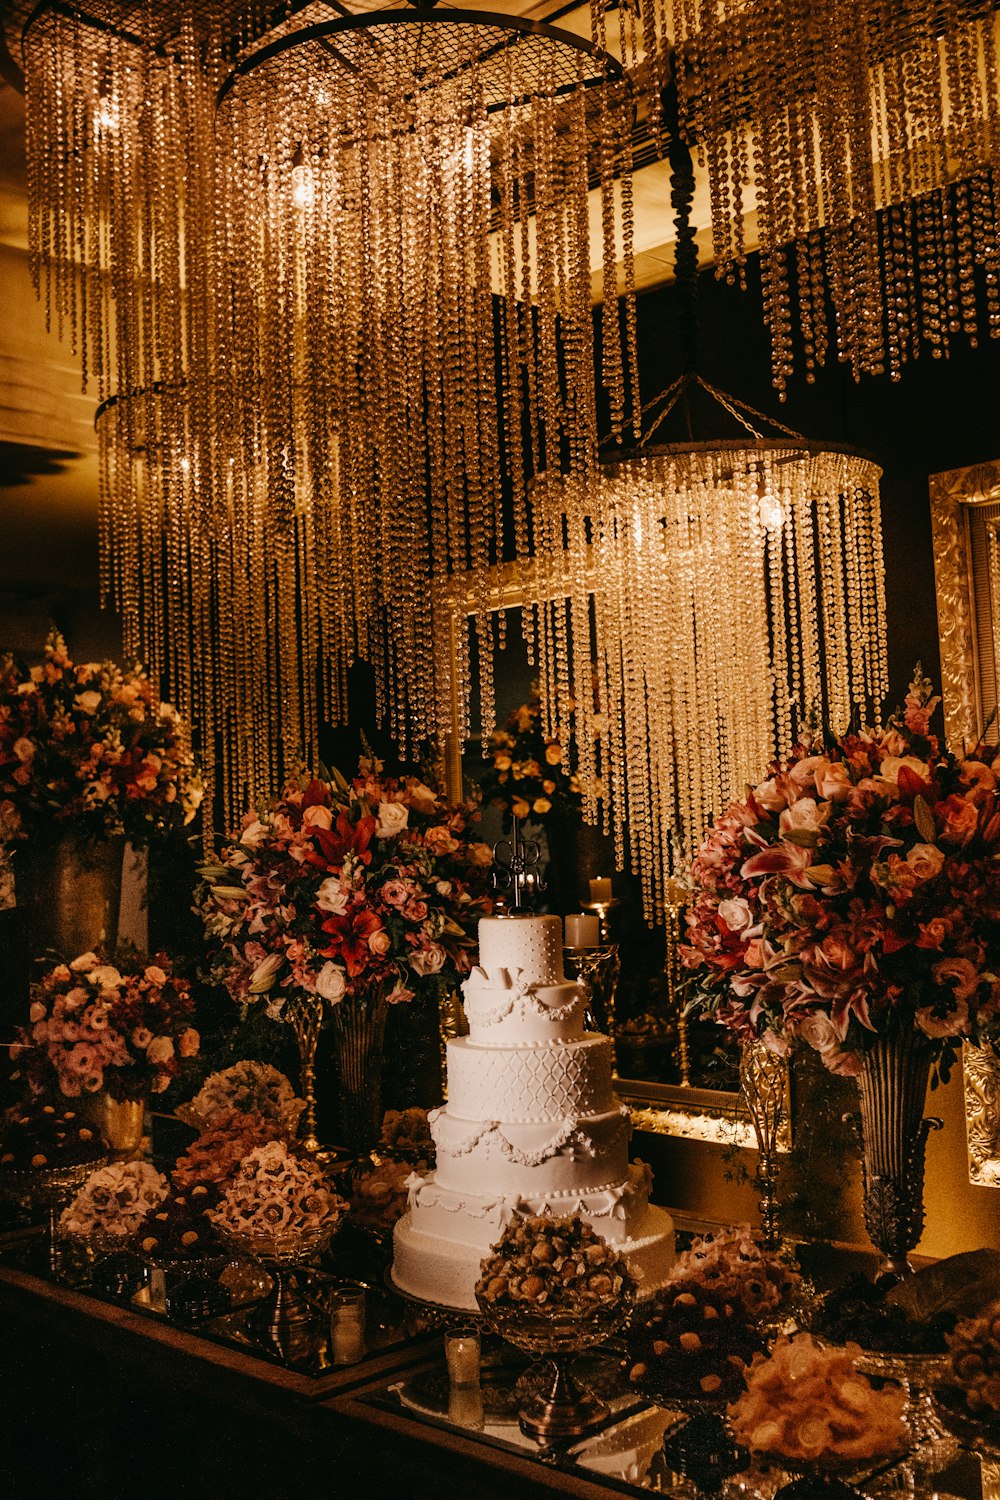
[392,913,675,1310]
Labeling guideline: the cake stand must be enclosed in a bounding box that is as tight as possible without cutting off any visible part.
[932,1384,1000,1459]
[0,1157,106,1275]
[386,1268,488,1332]
[216,1222,337,1360]
[637,1390,748,1494]
[477,1298,632,1455]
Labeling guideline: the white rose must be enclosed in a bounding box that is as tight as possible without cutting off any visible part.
[146,1036,175,1064]
[75,690,102,714]
[315,962,348,1003]
[239,818,267,850]
[718,897,754,933]
[409,943,446,976]
[13,737,35,763]
[70,951,99,972]
[376,801,409,838]
[89,965,123,991]
[316,878,350,916]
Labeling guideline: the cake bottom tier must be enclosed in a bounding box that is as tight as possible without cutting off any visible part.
[392,1174,675,1312]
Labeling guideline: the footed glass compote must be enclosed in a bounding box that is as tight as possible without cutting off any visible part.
[852,1347,951,1451]
[633,1388,749,1494]
[0,1158,106,1275]
[477,1298,632,1455]
[757,1447,911,1500]
[932,1383,1000,1460]
[216,1222,337,1361]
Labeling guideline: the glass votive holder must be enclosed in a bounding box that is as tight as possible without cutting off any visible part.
[330,1286,366,1365]
[448,1384,485,1431]
[444,1326,481,1387]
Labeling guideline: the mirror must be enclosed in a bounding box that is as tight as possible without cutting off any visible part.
[440,564,786,1147]
[930,459,1000,1187]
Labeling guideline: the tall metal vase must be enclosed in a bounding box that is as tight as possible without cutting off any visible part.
[856,1031,942,1276]
[14,832,125,961]
[330,991,389,1158]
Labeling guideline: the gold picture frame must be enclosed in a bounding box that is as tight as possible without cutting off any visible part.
[930,459,1000,1187]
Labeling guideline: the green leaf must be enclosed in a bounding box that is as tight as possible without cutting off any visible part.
[913,794,937,843]
[783,828,819,848]
[210,884,248,900]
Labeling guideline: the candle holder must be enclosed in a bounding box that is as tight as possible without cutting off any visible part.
[444,1326,482,1387]
[563,944,620,1067]
[492,817,545,912]
[330,1286,367,1364]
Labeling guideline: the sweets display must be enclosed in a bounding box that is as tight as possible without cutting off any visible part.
[380,1108,434,1162]
[209,1140,347,1240]
[393,914,675,1310]
[946,1299,1000,1416]
[350,1158,413,1233]
[1,1102,103,1170]
[813,1272,953,1355]
[476,1213,633,1316]
[172,1108,286,1192]
[58,1160,168,1240]
[137,1185,221,1262]
[627,1283,763,1401]
[179,1063,305,1134]
[666,1225,798,1320]
[728,1334,908,1463]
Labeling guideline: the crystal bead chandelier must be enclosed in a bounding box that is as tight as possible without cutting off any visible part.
[214,7,641,758]
[667,0,1000,391]
[527,118,889,923]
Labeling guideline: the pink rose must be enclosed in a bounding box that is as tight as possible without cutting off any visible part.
[12,736,35,763]
[405,899,429,922]
[905,843,944,881]
[146,1036,175,1065]
[132,1027,153,1050]
[787,755,828,793]
[144,965,168,985]
[381,880,410,909]
[932,955,979,1002]
[425,826,459,856]
[386,980,416,1005]
[50,965,71,983]
[937,794,979,846]
[916,998,970,1039]
[178,1027,200,1058]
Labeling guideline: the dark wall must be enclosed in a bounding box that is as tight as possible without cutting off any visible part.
[626,257,998,708]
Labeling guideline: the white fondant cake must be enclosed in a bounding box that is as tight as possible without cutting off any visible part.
[392,913,675,1310]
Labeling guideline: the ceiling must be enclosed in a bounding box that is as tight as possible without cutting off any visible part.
[0,0,733,597]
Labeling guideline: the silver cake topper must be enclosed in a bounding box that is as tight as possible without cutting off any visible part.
[492,816,546,913]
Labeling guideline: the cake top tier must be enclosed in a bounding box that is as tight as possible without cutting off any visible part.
[478,915,565,984]
[462,915,589,1046]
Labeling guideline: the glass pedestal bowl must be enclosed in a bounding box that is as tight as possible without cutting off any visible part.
[0,1157,106,1275]
[932,1383,1000,1460]
[476,1297,632,1456]
[853,1347,951,1450]
[216,1222,337,1361]
[632,1387,749,1494]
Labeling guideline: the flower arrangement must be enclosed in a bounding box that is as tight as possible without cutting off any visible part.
[209,1139,347,1240]
[58,1160,168,1240]
[682,668,1000,1077]
[13,949,200,1101]
[0,629,202,848]
[198,758,492,1018]
[177,1062,305,1135]
[479,688,584,826]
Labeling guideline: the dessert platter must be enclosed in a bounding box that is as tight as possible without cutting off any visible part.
[392,913,676,1313]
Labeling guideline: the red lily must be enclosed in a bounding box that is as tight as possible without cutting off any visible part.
[322,907,383,977]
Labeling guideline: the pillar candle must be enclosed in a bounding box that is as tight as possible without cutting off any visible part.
[589,877,614,903]
[565,913,600,947]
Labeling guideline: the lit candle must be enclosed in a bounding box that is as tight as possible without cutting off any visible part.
[565,913,600,947]
[589,877,613,904]
[444,1327,481,1386]
[330,1288,366,1365]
